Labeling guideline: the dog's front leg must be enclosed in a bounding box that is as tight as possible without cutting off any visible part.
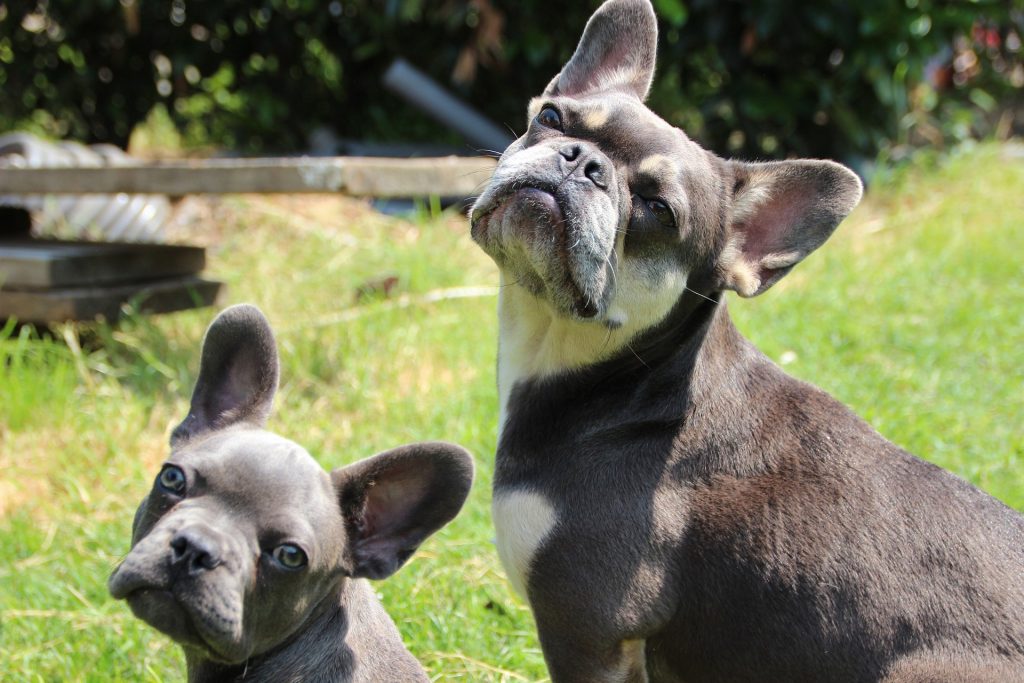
[535,621,649,683]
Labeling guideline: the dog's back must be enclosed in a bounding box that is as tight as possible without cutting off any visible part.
[655,338,1024,680]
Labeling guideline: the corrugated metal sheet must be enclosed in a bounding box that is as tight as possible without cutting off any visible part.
[0,132,171,242]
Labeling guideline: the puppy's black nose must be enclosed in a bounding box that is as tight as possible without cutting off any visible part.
[170,527,223,576]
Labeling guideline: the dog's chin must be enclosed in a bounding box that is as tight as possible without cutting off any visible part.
[125,588,250,664]
[473,188,608,320]
[543,282,605,321]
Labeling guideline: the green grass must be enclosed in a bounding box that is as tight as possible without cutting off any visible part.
[1,144,1022,681]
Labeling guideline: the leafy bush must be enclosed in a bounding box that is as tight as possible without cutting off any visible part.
[0,0,1021,162]
[646,0,1024,165]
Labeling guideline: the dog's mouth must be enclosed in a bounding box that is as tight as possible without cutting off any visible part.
[110,563,248,664]
[123,587,204,645]
[123,585,248,663]
[472,185,610,320]
[470,185,564,244]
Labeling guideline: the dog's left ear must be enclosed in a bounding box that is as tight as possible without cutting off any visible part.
[332,442,474,580]
[545,0,658,100]
[170,304,280,447]
[718,159,863,297]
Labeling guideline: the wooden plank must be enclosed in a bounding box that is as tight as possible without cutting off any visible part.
[0,156,496,197]
[0,240,205,289]
[0,276,223,323]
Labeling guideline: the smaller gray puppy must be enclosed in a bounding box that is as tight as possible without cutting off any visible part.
[109,304,474,683]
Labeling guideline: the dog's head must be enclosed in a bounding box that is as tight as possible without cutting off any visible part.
[108,304,474,664]
[471,0,861,353]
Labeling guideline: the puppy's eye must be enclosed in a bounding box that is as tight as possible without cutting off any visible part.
[157,465,187,495]
[536,106,563,131]
[646,199,675,227]
[272,544,308,570]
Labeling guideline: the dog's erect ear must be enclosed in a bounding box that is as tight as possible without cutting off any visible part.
[718,160,863,297]
[545,0,658,100]
[170,304,280,447]
[332,442,474,580]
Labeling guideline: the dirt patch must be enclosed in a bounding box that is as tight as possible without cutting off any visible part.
[0,429,55,519]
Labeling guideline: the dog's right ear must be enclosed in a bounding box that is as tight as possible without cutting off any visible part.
[170,304,280,447]
[545,0,658,101]
[717,159,863,297]
[332,442,474,580]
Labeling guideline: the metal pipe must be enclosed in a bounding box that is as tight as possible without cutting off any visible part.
[383,58,514,155]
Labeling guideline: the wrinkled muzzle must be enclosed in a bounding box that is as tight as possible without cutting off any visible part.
[471,143,620,320]
[108,511,253,662]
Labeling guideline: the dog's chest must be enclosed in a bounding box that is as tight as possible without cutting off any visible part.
[492,488,559,599]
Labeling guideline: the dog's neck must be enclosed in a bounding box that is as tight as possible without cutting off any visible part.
[496,275,742,430]
[496,273,693,425]
[184,580,353,683]
[496,281,785,484]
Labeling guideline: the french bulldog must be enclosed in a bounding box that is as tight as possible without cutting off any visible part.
[470,1,1024,681]
[109,304,474,682]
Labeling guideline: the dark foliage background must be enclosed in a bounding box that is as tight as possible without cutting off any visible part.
[1,0,1022,163]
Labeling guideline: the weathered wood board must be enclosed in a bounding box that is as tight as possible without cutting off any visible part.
[0,156,497,197]
[0,240,205,289]
[0,275,222,323]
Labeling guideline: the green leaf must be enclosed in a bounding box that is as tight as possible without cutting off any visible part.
[655,0,689,27]
[968,88,997,112]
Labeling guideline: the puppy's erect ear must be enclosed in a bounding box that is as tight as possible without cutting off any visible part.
[332,442,474,580]
[545,0,658,100]
[170,304,280,447]
[718,159,863,297]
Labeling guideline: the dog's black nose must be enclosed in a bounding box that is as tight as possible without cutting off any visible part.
[584,159,608,188]
[559,144,609,189]
[170,527,223,576]
[559,143,581,162]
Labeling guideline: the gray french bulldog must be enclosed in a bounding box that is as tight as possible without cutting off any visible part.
[470,0,1024,681]
[108,304,474,682]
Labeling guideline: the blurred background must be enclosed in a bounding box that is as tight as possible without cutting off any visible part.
[1,0,1022,172]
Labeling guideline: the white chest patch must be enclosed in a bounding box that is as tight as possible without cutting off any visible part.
[495,263,688,433]
[492,489,558,599]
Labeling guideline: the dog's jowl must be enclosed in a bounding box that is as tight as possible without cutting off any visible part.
[109,304,474,683]
[471,0,1024,681]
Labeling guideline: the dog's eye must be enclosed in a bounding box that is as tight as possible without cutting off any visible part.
[536,106,563,131]
[272,544,308,570]
[156,465,187,495]
[647,199,675,227]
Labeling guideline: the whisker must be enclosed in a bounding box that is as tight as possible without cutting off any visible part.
[457,170,498,182]
[626,341,651,370]
[601,249,617,289]
[684,286,719,305]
